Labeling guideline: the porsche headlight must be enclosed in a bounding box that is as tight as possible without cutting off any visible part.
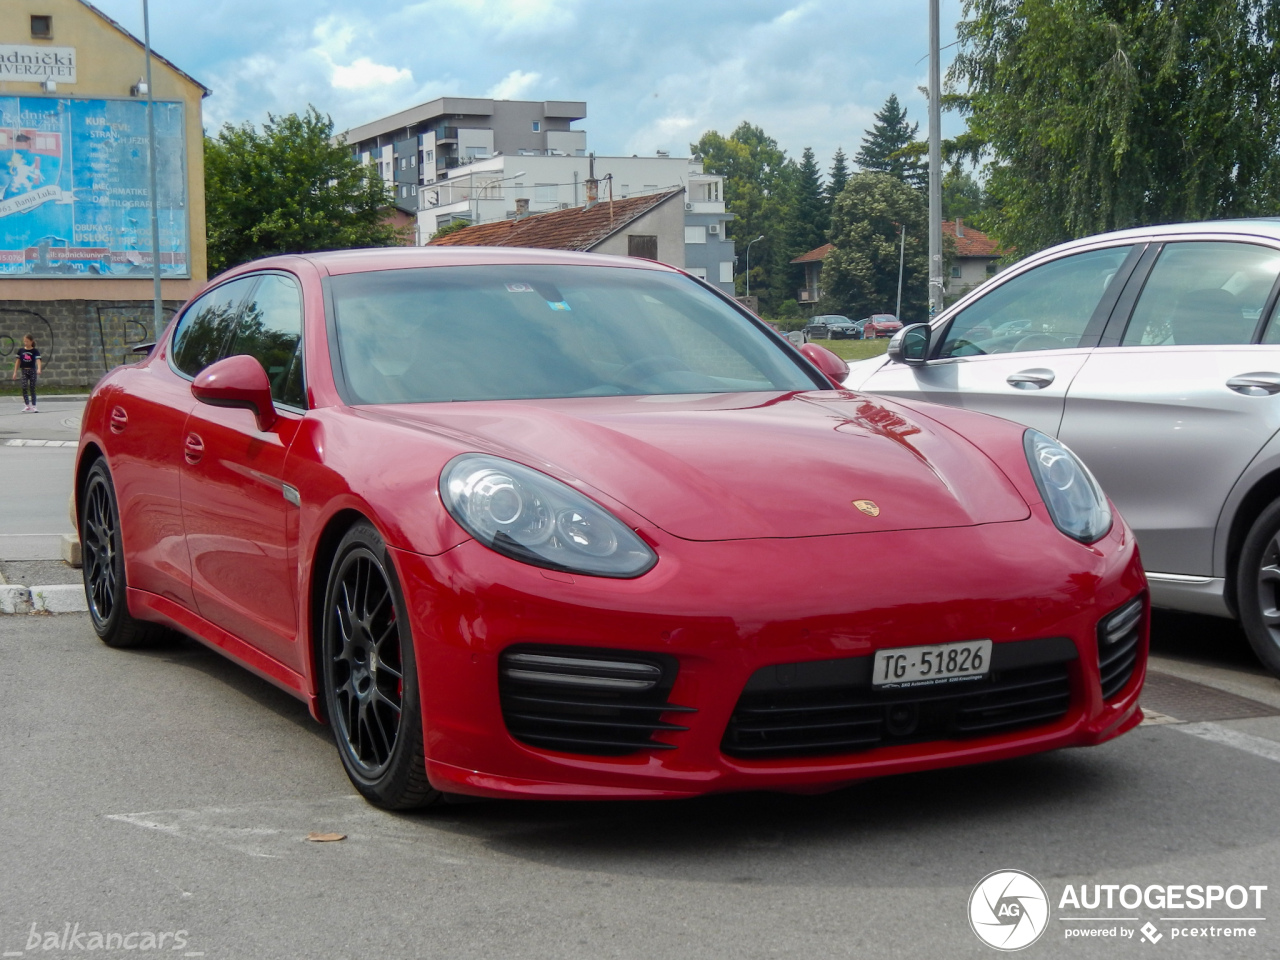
[441,455,657,578]
[1024,430,1112,544]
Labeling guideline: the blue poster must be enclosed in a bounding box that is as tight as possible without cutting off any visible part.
[0,97,188,278]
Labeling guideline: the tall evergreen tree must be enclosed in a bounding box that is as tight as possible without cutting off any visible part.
[826,147,850,211]
[855,94,925,192]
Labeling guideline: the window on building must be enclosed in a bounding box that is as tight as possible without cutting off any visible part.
[532,121,541,133]
[620,184,630,197]
[628,235,658,260]
[426,149,434,163]
[535,183,558,203]
[951,265,962,278]
[685,226,707,244]
[719,261,734,284]
[687,268,708,280]
[986,262,999,275]
[30,15,52,38]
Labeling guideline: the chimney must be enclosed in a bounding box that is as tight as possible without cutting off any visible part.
[584,178,599,210]
[515,198,530,219]
[956,217,964,237]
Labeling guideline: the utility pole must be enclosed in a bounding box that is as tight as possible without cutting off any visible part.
[928,0,944,318]
[142,0,163,333]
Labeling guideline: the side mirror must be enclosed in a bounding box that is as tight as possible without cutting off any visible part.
[191,354,278,431]
[887,323,931,365]
[799,342,851,385]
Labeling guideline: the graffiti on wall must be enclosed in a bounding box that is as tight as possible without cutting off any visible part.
[95,304,170,371]
[0,308,54,375]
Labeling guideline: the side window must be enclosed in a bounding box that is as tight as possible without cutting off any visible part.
[226,274,306,407]
[1123,242,1280,346]
[937,245,1134,358]
[170,277,257,377]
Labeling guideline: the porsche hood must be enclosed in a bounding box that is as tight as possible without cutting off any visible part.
[371,391,1032,541]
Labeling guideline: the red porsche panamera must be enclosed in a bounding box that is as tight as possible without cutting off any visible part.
[76,247,1147,808]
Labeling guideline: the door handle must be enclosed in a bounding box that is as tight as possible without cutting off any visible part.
[109,406,128,433]
[1227,373,1280,396]
[183,432,204,465]
[1006,368,1055,390]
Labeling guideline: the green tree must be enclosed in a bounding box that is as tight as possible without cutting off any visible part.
[692,122,793,311]
[826,147,850,211]
[952,0,1280,256]
[822,173,928,321]
[855,94,926,191]
[942,168,987,222]
[205,106,404,274]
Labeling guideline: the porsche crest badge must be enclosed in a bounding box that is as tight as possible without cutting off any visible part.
[853,499,880,517]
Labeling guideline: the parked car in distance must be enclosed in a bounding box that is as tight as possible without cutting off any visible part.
[803,315,862,340]
[77,246,1146,809]
[863,314,904,338]
[843,218,1280,676]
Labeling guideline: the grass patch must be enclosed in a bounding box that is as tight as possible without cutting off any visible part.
[812,338,891,361]
[0,384,92,397]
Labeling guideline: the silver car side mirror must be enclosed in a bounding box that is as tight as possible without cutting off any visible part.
[887,324,930,366]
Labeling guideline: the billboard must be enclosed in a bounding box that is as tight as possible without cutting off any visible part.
[0,96,188,278]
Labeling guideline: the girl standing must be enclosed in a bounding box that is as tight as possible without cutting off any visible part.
[11,335,42,412]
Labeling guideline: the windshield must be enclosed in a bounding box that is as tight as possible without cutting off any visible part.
[329,263,822,404]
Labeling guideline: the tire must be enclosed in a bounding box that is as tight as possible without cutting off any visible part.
[80,459,168,648]
[321,521,441,810]
[1237,498,1280,676]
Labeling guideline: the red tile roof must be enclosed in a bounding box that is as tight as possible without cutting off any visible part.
[943,219,1005,258]
[427,189,683,251]
[790,243,833,264]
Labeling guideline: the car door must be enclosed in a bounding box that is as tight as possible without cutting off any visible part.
[179,273,308,670]
[111,276,256,608]
[1058,239,1280,577]
[857,244,1141,436]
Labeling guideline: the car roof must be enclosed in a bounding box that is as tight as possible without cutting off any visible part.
[215,245,682,279]
[1021,218,1280,264]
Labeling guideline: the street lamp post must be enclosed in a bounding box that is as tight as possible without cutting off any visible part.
[141,0,162,335]
[745,235,765,299]
[895,222,906,320]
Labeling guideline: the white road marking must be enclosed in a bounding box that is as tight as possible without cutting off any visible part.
[4,439,77,447]
[1176,721,1280,765]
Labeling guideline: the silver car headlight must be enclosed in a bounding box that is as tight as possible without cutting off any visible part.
[1023,430,1112,544]
[441,454,657,578]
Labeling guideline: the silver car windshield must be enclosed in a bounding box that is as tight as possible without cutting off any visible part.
[329,264,820,403]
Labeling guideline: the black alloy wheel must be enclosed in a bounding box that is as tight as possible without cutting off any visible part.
[1238,498,1280,676]
[321,522,439,809]
[80,459,166,648]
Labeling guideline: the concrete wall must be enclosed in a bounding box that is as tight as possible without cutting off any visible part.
[592,196,685,268]
[1,299,177,387]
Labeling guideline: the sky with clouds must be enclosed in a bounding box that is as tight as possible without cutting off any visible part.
[90,0,966,175]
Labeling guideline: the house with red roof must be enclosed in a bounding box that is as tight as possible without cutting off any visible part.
[943,218,1005,300]
[427,188,688,267]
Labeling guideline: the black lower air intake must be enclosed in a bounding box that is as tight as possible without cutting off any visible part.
[1098,595,1144,700]
[499,644,695,756]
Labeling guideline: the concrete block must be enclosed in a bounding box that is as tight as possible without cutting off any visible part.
[0,585,32,614]
[30,584,88,613]
[61,532,82,568]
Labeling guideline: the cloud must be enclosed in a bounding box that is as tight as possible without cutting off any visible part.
[331,58,414,91]
[486,69,542,100]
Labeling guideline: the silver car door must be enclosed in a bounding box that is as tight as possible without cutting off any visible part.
[1059,239,1280,577]
[856,244,1139,437]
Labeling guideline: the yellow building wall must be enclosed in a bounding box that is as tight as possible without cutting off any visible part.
[0,0,207,301]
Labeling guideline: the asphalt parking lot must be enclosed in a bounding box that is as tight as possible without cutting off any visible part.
[4,398,1280,958]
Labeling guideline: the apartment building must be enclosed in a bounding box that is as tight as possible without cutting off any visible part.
[339,97,587,213]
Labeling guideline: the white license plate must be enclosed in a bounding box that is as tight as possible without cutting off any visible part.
[872,639,993,688]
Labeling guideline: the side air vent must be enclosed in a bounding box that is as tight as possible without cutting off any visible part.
[1098,595,1144,700]
[499,644,695,756]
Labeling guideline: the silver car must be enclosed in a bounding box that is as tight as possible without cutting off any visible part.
[843,220,1280,674]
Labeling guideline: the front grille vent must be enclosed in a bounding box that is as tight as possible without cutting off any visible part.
[722,637,1077,760]
[1098,596,1144,700]
[499,644,695,756]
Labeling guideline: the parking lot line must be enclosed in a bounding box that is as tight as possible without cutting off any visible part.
[1176,721,1280,764]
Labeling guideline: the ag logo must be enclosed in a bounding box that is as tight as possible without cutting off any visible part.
[969,869,1049,951]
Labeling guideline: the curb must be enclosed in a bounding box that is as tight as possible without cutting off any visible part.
[0,583,87,614]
